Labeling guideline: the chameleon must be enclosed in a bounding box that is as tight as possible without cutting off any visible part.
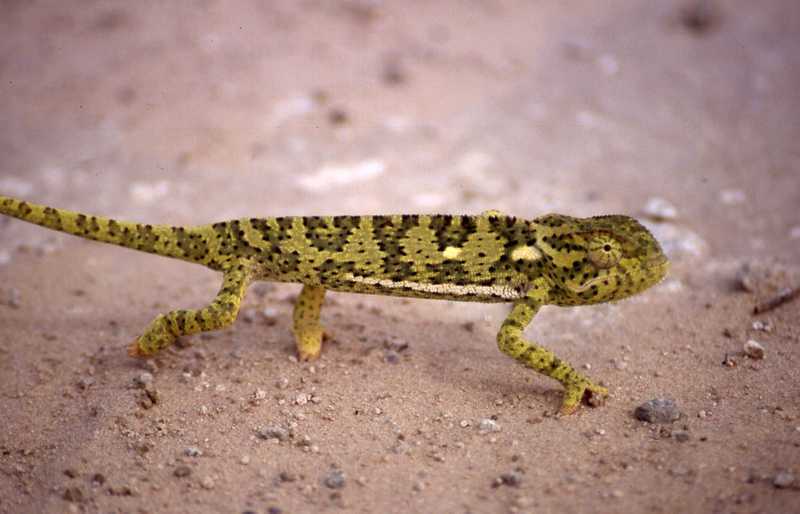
[0,194,668,414]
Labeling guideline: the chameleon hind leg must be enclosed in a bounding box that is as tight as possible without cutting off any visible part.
[497,298,608,415]
[128,266,252,357]
[293,285,326,361]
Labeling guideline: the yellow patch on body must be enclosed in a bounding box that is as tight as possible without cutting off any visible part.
[442,246,462,259]
[510,245,542,261]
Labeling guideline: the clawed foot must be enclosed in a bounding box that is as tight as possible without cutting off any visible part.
[295,328,327,362]
[559,380,608,416]
[128,314,176,358]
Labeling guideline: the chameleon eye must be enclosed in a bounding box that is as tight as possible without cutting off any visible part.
[588,236,621,269]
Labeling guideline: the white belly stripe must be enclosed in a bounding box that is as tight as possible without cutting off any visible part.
[346,274,521,300]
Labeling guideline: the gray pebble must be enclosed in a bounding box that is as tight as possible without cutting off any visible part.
[258,425,289,442]
[184,447,203,457]
[278,471,298,483]
[478,418,501,433]
[261,307,279,325]
[6,288,21,308]
[77,377,95,390]
[324,469,346,489]
[493,471,523,488]
[773,470,795,489]
[634,399,681,424]
[133,372,154,387]
[384,350,400,364]
[743,340,765,360]
[672,430,691,442]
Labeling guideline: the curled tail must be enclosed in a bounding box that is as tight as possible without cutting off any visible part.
[0,194,218,266]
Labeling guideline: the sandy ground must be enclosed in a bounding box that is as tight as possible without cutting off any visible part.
[1,1,799,513]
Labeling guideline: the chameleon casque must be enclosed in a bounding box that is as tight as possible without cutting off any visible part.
[0,194,668,414]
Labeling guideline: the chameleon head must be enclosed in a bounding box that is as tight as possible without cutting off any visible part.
[536,214,669,306]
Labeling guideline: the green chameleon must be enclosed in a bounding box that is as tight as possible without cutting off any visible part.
[0,194,667,414]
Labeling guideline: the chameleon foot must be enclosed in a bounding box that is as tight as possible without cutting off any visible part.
[128,314,176,357]
[293,285,327,361]
[559,380,608,416]
[296,327,324,361]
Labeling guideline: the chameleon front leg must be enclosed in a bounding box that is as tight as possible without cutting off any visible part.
[292,284,327,361]
[128,266,252,357]
[497,297,608,415]
[292,285,325,361]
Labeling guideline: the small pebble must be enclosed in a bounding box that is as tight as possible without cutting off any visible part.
[673,430,691,442]
[493,471,522,488]
[279,471,298,482]
[383,350,400,364]
[133,372,154,387]
[240,455,250,465]
[261,307,279,325]
[478,418,501,433]
[253,389,267,401]
[185,447,203,457]
[751,320,772,332]
[200,476,215,489]
[324,469,346,489]
[743,340,765,360]
[77,377,95,390]
[257,425,289,442]
[773,471,795,489]
[634,399,681,424]
[697,410,709,419]
[6,287,21,308]
[295,393,309,405]
[276,377,289,389]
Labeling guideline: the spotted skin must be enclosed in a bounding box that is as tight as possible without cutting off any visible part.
[0,195,668,414]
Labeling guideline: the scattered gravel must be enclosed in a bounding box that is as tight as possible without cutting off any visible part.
[634,399,681,424]
[743,340,765,360]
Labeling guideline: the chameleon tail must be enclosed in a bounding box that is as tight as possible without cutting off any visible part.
[0,194,212,264]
